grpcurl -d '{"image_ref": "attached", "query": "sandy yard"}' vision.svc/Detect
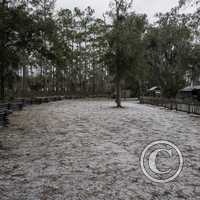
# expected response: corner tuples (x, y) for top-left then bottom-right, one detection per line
(0, 99), (200, 200)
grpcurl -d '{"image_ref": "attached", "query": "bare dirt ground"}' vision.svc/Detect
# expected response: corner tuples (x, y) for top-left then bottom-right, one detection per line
(0, 99), (200, 200)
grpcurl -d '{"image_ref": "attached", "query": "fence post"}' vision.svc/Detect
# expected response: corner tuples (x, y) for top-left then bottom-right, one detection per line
(170, 100), (173, 110)
(188, 104), (190, 114)
(175, 101), (178, 111)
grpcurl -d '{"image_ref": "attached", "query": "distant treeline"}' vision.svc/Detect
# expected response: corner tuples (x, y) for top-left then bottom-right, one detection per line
(0, 0), (199, 104)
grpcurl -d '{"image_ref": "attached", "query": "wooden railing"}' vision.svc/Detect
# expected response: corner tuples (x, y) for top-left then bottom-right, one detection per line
(140, 97), (200, 115)
(0, 95), (84, 128)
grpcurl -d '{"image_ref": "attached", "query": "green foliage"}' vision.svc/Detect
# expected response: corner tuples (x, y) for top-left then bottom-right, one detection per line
(105, 0), (147, 106)
(143, 11), (193, 97)
(0, 0), (199, 100)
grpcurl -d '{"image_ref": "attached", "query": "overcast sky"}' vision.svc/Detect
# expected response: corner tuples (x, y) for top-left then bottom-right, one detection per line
(56, 0), (181, 22)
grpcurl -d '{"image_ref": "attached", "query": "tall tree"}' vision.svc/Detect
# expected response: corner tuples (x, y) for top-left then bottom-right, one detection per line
(107, 0), (133, 107)
(106, 0), (146, 107)
(144, 11), (192, 97)
(0, 0), (36, 99)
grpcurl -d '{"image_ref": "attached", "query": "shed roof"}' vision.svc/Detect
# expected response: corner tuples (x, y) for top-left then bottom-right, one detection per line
(148, 86), (160, 91)
(180, 85), (200, 92)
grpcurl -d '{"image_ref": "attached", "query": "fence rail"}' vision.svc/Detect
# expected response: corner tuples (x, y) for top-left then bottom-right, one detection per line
(140, 97), (200, 115)
(0, 95), (85, 128)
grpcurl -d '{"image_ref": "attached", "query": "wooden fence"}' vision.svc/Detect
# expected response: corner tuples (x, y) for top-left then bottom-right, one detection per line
(0, 95), (85, 128)
(140, 97), (200, 115)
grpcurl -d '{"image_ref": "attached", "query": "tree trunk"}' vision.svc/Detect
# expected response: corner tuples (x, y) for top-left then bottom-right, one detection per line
(115, 5), (122, 108)
(22, 65), (28, 97)
(116, 67), (122, 108)
(0, 65), (5, 100)
(0, 1), (7, 100)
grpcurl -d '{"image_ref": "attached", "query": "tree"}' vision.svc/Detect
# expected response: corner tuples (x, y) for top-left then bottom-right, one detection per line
(56, 7), (109, 95)
(106, 0), (146, 107)
(106, 0), (133, 107)
(144, 11), (192, 97)
(0, 0), (58, 99)
(0, 0), (35, 99)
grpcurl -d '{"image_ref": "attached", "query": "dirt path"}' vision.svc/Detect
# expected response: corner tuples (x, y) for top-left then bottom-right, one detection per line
(0, 100), (200, 200)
